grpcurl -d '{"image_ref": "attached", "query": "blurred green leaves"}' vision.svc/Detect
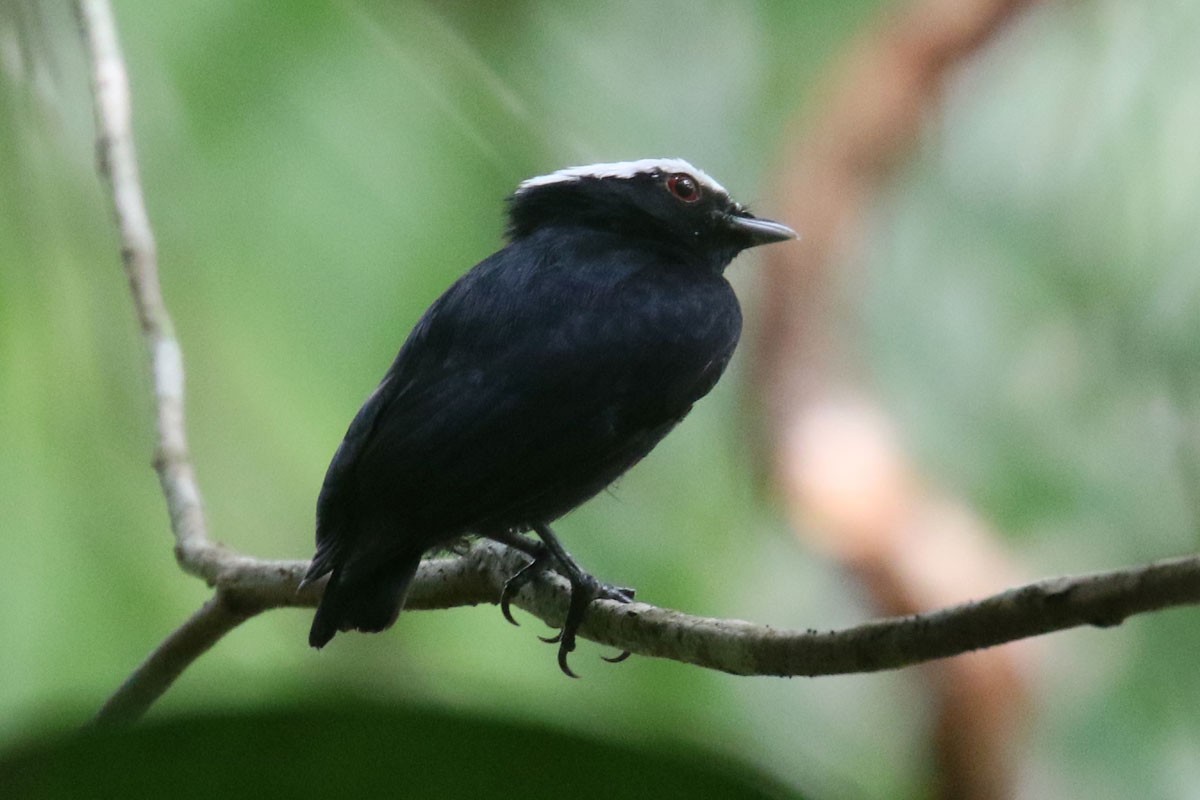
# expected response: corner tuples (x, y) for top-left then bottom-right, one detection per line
(0, 701), (800, 799)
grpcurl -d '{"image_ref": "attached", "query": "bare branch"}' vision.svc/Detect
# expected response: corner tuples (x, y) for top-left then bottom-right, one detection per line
(75, 0), (218, 582)
(392, 543), (1200, 677)
(137, 542), (1200, 679)
(90, 593), (263, 727)
(87, 536), (1200, 725)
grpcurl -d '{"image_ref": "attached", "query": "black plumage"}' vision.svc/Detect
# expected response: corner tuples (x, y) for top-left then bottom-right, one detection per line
(304, 159), (795, 673)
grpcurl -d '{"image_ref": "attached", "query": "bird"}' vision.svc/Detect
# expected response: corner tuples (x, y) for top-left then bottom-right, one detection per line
(303, 157), (796, 675)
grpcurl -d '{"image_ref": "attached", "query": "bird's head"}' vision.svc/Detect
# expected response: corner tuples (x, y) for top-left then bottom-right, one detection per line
(506, 158), (796, 272)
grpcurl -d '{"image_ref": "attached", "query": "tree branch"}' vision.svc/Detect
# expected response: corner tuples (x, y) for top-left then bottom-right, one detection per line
(90, 592), (263, 727)
(77, 0), (1200, 729)
(435, 543), (1200, 677)
(96, 537), (1200, 722)
(75, 0), (219, 583)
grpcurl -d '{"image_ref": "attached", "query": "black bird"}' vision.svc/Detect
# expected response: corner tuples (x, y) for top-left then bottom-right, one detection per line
(303, 158), (795, 674)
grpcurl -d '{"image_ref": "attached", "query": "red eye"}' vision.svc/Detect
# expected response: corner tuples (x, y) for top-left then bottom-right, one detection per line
(666, 173), (702, 203)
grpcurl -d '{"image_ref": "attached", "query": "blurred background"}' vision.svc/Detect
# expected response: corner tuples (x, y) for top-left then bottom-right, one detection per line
(2, 0), (1200, 797)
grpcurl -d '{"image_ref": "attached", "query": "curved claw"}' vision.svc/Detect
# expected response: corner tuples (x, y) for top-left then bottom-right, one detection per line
(499, 550), (552, 626)
(500, 599), (520, 627)
(555, 617), (582, 678)
(602, 649), (632, 664)
(557, 646), (580, 679)
(499, 577), (525, 626)
(516, 523), (640, 678)
(550, 578), (638, 677)
(553, 573), (599, 677)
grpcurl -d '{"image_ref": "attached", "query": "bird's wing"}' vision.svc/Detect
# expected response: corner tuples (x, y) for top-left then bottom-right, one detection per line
(313, 237), (740, 569)
(365, 246), (735, 531)
(306, 375), (398, 580)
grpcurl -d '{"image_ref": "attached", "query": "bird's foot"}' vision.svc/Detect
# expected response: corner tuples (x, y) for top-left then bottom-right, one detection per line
(528, 522), (633, 681)
(497, 523), (637, 676)
(539, 574), (635, 678)
(446, 536), (474, 557)
(500, 544), (552, 626)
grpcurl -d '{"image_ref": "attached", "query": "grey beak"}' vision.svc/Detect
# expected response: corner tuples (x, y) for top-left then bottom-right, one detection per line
(724, 213), (798, 246)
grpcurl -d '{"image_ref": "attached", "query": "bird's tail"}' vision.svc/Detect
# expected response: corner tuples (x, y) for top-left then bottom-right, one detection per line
(308, 552), (422, 649)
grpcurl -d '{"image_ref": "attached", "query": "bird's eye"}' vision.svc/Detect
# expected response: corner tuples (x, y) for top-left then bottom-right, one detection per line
(666, 173), (702, 204)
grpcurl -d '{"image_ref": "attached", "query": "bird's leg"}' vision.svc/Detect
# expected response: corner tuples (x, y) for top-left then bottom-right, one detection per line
(489, 529), (544, 558)
(489, 530), (552, 625)
(531, 523), (634, 677)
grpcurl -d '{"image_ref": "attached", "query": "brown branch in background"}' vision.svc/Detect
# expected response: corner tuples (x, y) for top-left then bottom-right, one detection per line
(757, 1), (1040, 798)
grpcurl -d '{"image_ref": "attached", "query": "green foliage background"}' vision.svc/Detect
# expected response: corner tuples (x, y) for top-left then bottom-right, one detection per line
(2, 1), (1199, 797)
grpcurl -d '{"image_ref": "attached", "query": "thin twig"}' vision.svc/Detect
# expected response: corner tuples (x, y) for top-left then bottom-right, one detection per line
(88, 538), (1200, 725)
(75, 0), (218, 581)
(90, 592), (263, 726)
(135, 541), (1200, 680)
(424, 542), (1200, 677)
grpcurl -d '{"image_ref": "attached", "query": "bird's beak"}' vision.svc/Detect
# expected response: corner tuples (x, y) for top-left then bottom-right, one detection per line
(723, 212), (798, 246)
